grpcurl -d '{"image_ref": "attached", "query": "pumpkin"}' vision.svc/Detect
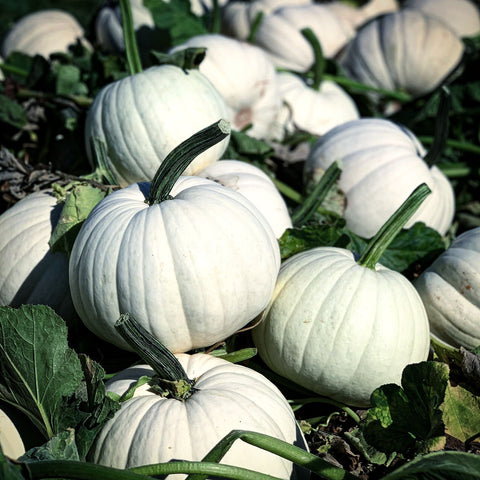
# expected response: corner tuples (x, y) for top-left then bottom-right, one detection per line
(252, 186), (432, 407)
(70, 121), (281, 353)
(403, 0), (480, 38)
(414, 227), (480, 350)
(273, 71), (359, 138)
(94, 0), (157, 53)
(196, 159), (292, 238)
(0, 409), (25, 460)
(339, 9), (465, 98)
(252, 4), (355, 71)
(304, 118), (455, 239)
(1, 9), (90, 58)
(221, 0), (313, 41)
(170, 34), (281, 140)
(0, 190), (75, 321)
(84, 64), (231, 187)
(91, 351), (307, 478)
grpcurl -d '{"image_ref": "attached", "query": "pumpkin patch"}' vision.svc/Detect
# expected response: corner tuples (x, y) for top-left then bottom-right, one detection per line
(1, 0), (480, 479)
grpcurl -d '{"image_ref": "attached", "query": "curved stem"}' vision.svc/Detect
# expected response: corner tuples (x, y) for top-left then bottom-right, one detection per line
(147, 119), (230, 205)
(119, 0), (143, 75)
(289, 397), (361, 424)
(357, 183), (431, 270)
(423, 86), (451, 166)
(209, 0), (221, 33)
(291, 161), (342, 226)
(115, 313), (195, 399)
(247, 11), (264, 44)
(418, 137), (480, 156)
(301, 27), (325, 91)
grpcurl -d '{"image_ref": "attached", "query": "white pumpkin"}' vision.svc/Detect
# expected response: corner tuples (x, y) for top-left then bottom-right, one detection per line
(252, 246), (431, 407)
(253, 4), (355, 71)
(70, 127), (281, 352)
(94, 0), (157, 53)
(414, 227), (480, 350)
(0, 190), (75, 320)
(339, 9), (465, 98)
(221, 0), (313, 41)
(273, 71), (359, 138)
(84, 64), (231, 187)
(196, 159), (292, 237)
(0, 409), (25, 460)
(403, 0), (480, 38)
(91, 352), (307, 478)
(304, 118), (455, 239)
(1, 9), (91, 58)
(170, 34), (281, 140)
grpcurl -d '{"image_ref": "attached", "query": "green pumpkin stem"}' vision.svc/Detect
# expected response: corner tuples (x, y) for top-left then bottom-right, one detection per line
(423, 86), (451, 166)
(357, 183), (431, 270)
(301, 27), (325, 91)
(115, 313), (196, 400)
(147, 119), (230, 206)
(119, 0), (143, 75)
(291, 161), (342, 226)
(248, 11), (264, 44)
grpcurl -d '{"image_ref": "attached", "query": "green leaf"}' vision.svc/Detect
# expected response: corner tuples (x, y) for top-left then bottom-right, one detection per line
(49, 184), (108, 256)
(0, 449), (25, 480)
(344, 428), (396, 466)
(0, 305), (84, 440)
(222, 130), (274, 162)
(362, 361), (449, 455)
(20, 428), (79, 462)
(443, 382), (480, 444)
(54, 64), (88, 96)
(0, 95), (27, 129)
(382, 450), (480, 480)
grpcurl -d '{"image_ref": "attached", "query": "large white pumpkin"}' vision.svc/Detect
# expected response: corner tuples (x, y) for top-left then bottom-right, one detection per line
(170, 34), (281, 139)
(69, 174), (281, 353)
(403, 0), (480, 38)
(84, 65), (231, 187)
(252, 246), (431, 407)
(196, 159), (292, 238)
(91, 353), (307, 479)
(1, 9), (90, 58)
(0, 409), (25, 460)
(0, 190), (75, 320)
(274, 71), (359, 138)
(253, 4), (355, 71)
(414, 227), (480, 349)
(339, 9), (465, 98)
(304, 118), (455, 239)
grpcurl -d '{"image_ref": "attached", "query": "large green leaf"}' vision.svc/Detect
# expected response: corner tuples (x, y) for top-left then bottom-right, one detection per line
(0, 305), (84, 440)
(362, 361), (449, 455)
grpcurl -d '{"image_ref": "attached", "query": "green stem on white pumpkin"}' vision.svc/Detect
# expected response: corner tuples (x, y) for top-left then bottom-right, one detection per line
(209, 0), (222, 33)
(357, 183), (431, 270)
(423, 86), (451, 167)
(301, 27), (325, 91)
(147, 119), (230, 205)
(247, 11), (264, 44)
(291, 161), (342, 226)
(115, 313), (196, 400)
(183, 430), (359, 480)
(119, 0), (143, 75)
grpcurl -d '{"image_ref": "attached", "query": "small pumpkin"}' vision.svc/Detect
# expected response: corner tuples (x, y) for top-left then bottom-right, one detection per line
(414, 227), (480, 350)
(196, 159), (292, 238)
(252, 186), (431, 407)
(339, 9), (464, 98)
(0, 409), (25, 460)
(170, 34), (281, 139)
(90, 315), (307, 478)
(403, 0), (480, 38)
(304, 118), (455, 239)
(1, 9), (90, 58)
(274, 71), (359, 138)
(70, 122), (281, 353)
(252, 4), (355, 71)
(0, 190), (75, 321)
(84, 64), (231, 187)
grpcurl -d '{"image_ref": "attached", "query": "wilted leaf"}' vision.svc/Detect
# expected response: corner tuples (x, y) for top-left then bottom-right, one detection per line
(223, 130), (274, 162)
(362, 361), (449, 455)
(20, 428), (79, 462)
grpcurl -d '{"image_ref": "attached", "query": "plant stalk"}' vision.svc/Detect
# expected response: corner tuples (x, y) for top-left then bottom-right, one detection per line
(119, 0), (143, 75)
(248, 12), (264, 44)
(301, 27), (325, 91)
(357, 183), (431, 269)
(147, 119), (230, 205)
